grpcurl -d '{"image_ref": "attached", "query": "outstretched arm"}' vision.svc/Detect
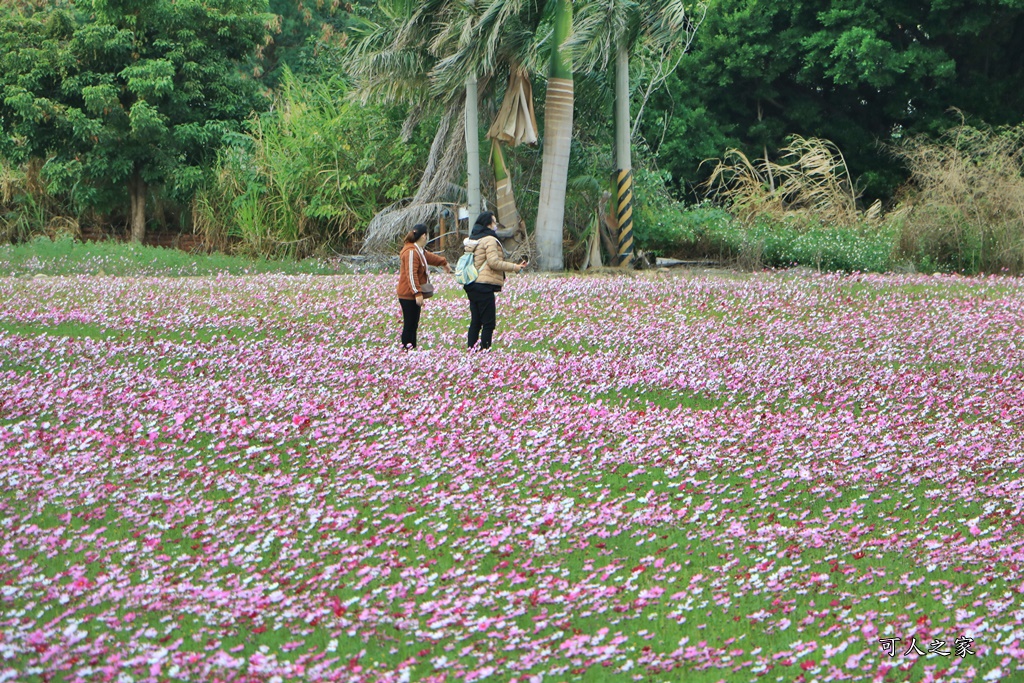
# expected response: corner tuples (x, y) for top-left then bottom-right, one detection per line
(425, 251), (451, 273)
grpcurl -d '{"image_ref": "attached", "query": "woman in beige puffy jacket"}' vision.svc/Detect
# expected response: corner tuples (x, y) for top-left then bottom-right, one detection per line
(461, 212), (526, 349)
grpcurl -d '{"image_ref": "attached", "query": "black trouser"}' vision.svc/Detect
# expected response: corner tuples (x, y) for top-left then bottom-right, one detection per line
(466, 289), (497, 349)
(399, 298), (421, 348)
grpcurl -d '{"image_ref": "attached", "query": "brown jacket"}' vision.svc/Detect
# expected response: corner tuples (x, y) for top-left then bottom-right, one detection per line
(463, 235), (518, 287)
(397, 243), (448, 299)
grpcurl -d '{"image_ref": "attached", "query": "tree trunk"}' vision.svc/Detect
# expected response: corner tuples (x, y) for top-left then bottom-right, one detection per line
(587, 224), (602, 268)
(535, 0), (573, 272)
(614, 41), (634, 268)
(615, 42), (632, 175)
(129, 170), (146, 243)
(598, 190), (620, 258)
(465, 73), (482, 217)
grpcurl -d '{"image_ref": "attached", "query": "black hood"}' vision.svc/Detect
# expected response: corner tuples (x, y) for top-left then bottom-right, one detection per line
(470, 223), (498, 240)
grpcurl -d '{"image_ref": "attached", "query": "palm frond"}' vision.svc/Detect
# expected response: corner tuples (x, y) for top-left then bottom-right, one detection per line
(642, 0), (692, 45)
(565, 0), (635, 73)
(360, 199), (466, 252)
(429, 0), (544, 98)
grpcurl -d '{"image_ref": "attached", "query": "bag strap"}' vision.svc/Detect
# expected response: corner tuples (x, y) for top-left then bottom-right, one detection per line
(416, 245), (431, 283)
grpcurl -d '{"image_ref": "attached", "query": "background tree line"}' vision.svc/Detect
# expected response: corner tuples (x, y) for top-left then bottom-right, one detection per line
(3, 0), (1024, 274)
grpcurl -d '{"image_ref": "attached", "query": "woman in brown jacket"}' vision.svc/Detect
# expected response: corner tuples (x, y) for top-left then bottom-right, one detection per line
(397, 224), (450, 349)
(461, 212), (526, 349)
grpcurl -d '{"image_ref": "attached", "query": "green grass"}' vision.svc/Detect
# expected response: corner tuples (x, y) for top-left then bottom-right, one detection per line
(590, 387), (723, 411)
(0, 235), (351, 277)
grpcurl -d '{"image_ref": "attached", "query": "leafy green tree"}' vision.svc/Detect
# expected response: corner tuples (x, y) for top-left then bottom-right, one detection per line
(261, 0), (356, 84)
(644, 0), (1024, 203)
(0, 0), (271, 242)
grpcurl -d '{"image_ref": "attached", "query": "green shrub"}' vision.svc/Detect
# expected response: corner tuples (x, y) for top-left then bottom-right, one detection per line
(633, 188), (897, 272)
(636, 200), (738, 259)
(194, 71), (431, 259)
(633, 167), (719, 256)
(742, 219), (897, 272)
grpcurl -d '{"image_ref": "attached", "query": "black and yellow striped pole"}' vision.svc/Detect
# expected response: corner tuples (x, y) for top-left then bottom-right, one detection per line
(616, 168), (634, 266)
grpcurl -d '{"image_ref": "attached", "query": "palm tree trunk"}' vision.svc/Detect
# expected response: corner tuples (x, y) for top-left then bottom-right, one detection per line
(465, 73), (482, 217)
(535, 0), (573, 271)
(614, 41), (634, 267)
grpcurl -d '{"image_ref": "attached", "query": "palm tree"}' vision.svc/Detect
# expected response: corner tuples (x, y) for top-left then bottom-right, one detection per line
(431, 0), (546, 228)
(350, 0), (546, 250)
(570, 0), (704, 265)
(347, 0), (472, 249)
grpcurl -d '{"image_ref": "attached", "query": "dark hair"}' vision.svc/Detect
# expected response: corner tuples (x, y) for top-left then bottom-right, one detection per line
(474, 211), (496, 228)
(404, 223), (429, 243)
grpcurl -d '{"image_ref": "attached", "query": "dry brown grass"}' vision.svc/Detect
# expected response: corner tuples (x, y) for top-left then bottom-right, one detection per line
(891, 118), (1024, 274)
(703, 135), (881, 230)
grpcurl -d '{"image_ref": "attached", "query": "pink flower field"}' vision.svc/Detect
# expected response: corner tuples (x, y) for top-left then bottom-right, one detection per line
(1, 271), (1023, 683)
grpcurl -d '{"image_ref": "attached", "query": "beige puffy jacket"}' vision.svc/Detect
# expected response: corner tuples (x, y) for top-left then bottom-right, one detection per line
(463, 234), (518, 287)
